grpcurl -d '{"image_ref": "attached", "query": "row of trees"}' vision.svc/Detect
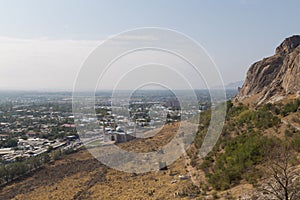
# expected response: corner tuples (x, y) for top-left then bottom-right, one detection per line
(0, 148), (65, 185)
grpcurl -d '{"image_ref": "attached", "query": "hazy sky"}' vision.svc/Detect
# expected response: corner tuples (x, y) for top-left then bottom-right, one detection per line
(0, 0), (300, 90)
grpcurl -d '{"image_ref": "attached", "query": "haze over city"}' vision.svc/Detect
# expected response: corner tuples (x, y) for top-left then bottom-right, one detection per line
(1, 0), (300, 90)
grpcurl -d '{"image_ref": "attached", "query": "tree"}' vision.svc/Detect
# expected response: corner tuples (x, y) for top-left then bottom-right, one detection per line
(51, 149), (61, 161)
(21, 135), (28, 140)
(3, 139), (18, 148)
(26, 155), (44, 171)
(42, 153), (51, 163)
(3, 162), (28, 182)
(0, 164), (7, 184)
(47, 145), (54, 153)
(260, 143), (300, 200)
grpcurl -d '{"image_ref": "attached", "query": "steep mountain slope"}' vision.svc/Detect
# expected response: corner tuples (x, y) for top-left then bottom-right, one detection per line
(1, 36), (300, 200)
(235, 35), (300, 105)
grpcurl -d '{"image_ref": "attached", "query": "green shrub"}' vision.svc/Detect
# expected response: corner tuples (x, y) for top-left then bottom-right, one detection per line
(208, 134), (274, 190)
(291, 134), (300, 152)
(237, 108), (280, 129)
(281, 99), (300, 116)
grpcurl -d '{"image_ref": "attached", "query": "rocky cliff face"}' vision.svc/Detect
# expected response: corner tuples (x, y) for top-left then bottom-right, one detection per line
(235, 35), (300, 105)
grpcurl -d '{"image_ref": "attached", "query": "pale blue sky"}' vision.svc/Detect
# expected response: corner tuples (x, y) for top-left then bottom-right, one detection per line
(0, 0), (299, 90)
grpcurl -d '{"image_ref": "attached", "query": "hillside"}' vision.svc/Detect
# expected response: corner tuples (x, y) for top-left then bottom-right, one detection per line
(1, 99), (299, 199)
(0, 123), (204, 200)
(1, 36), (300, 200)
(186, 100), (300, 199)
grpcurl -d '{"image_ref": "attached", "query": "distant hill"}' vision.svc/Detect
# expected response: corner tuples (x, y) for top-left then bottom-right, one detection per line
(235, 35), (300, 105)
(225, 80), (244, 90)
(212, 80), (243, 90)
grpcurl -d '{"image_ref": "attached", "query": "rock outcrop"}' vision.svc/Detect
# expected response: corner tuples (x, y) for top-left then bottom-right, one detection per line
(235, 35), (300, 105)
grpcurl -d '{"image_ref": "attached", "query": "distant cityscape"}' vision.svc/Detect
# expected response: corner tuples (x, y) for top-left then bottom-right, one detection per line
(0, 89), (237, 164)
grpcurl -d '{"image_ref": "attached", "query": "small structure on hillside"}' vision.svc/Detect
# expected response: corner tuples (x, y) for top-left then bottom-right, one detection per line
(103, 126), (135, 143)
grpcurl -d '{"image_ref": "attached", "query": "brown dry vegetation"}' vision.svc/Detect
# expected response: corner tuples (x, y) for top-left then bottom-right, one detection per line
(1, 100), (299, 199)
(0, 123), (199, 200)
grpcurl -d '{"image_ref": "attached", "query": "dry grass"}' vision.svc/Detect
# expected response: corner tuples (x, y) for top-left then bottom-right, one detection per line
(0, 123), (197, 200)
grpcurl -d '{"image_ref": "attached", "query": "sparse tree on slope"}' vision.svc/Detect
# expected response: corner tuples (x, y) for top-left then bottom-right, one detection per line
(260, 143), (300, 200)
